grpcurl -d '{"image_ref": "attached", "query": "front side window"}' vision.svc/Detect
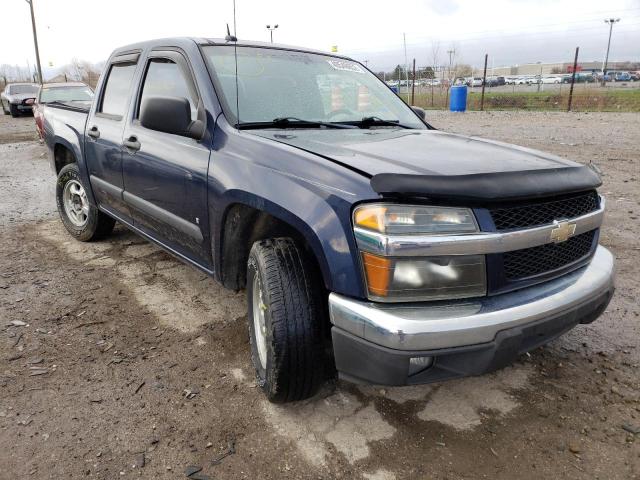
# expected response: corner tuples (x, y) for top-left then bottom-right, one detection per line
(202, 46), (425, 129)
(138, 58), (197, 120)
(100, 62), (137, 117)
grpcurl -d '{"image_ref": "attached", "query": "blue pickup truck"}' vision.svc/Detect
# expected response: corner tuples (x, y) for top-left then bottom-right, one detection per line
(43, 37), (615, 403)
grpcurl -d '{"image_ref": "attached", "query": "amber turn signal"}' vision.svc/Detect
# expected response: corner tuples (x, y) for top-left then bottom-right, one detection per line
(361, 251), (392, 297)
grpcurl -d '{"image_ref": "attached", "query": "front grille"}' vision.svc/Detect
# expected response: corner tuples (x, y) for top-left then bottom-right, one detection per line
(503, 230), (596, 280)
(490, 191), (599, 231)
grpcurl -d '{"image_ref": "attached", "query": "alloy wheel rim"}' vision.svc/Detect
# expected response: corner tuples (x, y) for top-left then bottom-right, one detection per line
(62, 179), (89, 227)
(252, 274), (268, 370)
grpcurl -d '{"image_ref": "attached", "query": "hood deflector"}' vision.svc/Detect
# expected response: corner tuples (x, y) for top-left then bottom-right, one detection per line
(370, 166), (602, 203)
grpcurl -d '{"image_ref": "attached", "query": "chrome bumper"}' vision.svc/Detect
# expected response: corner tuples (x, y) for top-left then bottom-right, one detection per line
(329, 245), (615, 351)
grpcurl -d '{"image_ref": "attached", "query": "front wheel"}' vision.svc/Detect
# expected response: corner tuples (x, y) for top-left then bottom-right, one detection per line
(56, 163), (115, 241)
(247, 238), (328, 403)
(9, 103), (19, 117)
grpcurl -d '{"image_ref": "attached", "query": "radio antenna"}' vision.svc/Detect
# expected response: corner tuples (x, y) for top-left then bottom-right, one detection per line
(232, 0), (237, 36)
(224, 0), (239, 126)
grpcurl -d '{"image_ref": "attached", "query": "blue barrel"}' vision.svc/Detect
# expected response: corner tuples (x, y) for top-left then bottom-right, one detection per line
(449, 85), (467, 112)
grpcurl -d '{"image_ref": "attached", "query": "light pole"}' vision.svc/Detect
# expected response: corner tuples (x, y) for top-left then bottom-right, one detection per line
(25, 0), (43, 84)
(266, 24), (279, 43)
(602, 18), (620, 85)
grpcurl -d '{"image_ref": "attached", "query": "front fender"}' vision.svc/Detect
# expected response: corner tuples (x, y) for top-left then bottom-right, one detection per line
(208, 125), (377, 298)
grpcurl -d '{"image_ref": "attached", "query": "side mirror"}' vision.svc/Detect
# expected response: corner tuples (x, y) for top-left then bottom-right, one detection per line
(140, 96), (204, 139)
(411, 106), (426, 120)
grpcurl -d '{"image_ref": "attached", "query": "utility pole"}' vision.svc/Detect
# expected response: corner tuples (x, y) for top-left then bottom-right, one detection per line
(266, 24), (279, 43)
(411, 58), (416, 105)
(403, 33), (409, 98)
(602, 18), (620, 85)
(447, 49), (455, 83)
(25, 0), (43, 84)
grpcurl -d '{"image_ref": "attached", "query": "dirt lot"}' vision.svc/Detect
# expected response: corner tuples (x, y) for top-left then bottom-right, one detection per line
(1, 111), (639, 479)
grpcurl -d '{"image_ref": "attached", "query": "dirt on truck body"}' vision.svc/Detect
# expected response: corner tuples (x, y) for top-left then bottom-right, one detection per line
(1, 111), (639, 479)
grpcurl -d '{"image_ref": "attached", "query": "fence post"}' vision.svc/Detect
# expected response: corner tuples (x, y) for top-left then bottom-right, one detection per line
(567, 46), (579, 112)
(480, 54), (488, 111)
(411, 59), (416, 105)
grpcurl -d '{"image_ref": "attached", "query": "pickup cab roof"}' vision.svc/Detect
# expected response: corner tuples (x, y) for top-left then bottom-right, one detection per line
(109, 37), (351, 61)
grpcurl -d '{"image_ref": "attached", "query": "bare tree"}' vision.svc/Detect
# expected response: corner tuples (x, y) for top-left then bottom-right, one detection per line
(430, 40), (440, 107)
(62, 58), (100, 86)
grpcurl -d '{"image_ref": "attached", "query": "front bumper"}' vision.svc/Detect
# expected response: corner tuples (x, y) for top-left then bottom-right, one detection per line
(329, 245), (615, 385)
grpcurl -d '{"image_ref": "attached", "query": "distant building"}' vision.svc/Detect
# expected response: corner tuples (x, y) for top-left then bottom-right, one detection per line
(490, 60), (638, 76)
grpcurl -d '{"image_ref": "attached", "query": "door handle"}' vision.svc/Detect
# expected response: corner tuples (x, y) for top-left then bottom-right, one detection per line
(123, 135), (141, 152)
(87, 126), (100, 139)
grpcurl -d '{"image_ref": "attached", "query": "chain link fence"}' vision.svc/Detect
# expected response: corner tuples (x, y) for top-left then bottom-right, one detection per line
(390, 51), (640, 112)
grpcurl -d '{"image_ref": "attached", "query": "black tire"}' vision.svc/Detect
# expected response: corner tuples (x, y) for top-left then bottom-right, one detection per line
(9, 103), (19, 117)
(247, 238), (328, 403)
(56, 163), (115, 241)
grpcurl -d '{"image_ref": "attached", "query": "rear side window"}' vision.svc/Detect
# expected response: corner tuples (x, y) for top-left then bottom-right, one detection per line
(100, 63), (137, 117)
(138, 59), (197, 119)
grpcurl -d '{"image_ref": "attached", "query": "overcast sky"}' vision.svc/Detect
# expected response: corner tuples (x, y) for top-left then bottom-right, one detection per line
(2, 0), (639, 76)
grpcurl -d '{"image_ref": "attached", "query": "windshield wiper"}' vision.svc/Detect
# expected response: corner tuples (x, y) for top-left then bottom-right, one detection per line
(356, 116), (413, 129)
(237, 117), (357, 130)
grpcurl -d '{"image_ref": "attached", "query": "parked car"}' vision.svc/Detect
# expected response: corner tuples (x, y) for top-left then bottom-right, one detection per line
(614, 71), (631, 82)
(1, 82), (39, 117)
(33, 82), (94, 139)
(562, 73), (595, 84)
(526, 76), (541, 85)
(541, 75), (563, 84)
(467, 77), (483, 87)
(513, 77), (528, 85)
(43, 37), (614, 403)
(486, 76), (506, 87)
(630, 71), (640, 81)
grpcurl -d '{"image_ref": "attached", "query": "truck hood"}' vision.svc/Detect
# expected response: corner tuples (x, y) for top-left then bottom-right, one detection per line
(249, 129), (601, 201)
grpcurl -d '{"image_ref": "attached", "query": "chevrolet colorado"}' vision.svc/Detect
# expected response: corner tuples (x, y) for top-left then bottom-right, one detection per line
(43, 37), (615, 403)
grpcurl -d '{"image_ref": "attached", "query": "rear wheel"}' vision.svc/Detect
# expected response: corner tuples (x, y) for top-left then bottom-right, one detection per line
(247, 238), (328, 403)
(56, 163), (115, 241)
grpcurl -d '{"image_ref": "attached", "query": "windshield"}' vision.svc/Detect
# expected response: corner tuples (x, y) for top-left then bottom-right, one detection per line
(202, 46), (425, 129)
(9, 84), (38, 95)
(39, 86), (94, 104)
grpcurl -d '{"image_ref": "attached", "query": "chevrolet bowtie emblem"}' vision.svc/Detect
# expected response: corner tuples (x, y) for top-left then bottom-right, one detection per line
(550, 220), (576, 243)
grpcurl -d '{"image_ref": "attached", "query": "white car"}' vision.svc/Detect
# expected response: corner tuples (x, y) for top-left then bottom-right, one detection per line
(468, 77), (483, 87)
(542, 76), (563, 84)
(1, 83), (39, 117)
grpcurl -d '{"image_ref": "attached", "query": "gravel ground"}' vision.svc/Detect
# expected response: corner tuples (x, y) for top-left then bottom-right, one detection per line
(1, 111), (639, 479)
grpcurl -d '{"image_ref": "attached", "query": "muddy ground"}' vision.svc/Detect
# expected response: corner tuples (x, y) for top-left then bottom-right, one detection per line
(1, 111), (638, 479)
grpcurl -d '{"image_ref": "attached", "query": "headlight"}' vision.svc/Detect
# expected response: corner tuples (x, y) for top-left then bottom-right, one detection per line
(361, 252), (486, 302)
(354, 204), (485, 302)
(354, 204), (477, 235)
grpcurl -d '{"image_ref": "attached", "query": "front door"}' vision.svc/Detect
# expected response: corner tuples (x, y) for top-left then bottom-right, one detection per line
(121, 50), (211, 266)
(85, 53), (140, 221)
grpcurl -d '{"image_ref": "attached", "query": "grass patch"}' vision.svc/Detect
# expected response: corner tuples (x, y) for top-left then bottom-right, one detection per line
(404, 88), (640, 112)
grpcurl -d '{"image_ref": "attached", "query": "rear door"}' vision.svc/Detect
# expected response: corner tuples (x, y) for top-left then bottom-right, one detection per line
(85, 52), (140, 221)
(121, 49), (211, 266)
